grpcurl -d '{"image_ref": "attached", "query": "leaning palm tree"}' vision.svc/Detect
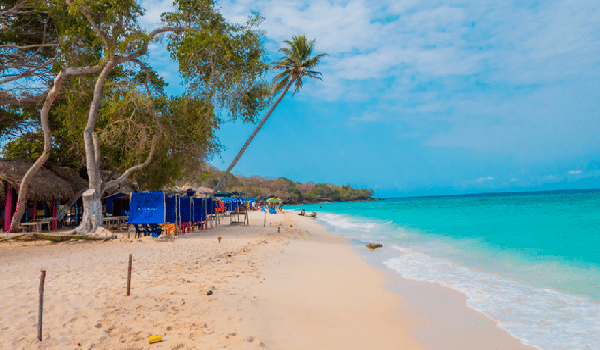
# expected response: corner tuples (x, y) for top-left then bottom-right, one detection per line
(213, 35), (327, 192)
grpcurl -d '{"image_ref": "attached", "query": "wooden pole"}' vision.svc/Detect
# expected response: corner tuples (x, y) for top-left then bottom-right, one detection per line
(38, 269), (46, 341)
(126, 254), (132, 296)
(4, 183), (13, 232)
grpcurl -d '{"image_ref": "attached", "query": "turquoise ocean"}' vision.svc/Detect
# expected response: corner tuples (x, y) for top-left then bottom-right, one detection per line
(287, 189), (600, 349)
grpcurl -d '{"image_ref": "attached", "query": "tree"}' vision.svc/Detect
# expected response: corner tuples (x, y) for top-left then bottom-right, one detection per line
(2, 0), (271, 234)
(213, 35), (327, 192)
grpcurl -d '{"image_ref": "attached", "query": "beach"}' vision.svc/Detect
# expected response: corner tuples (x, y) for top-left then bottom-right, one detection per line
(0, 210), (535, 349)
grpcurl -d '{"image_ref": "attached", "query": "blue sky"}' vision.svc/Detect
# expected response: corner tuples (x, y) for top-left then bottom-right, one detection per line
(142, 0), (600, 197)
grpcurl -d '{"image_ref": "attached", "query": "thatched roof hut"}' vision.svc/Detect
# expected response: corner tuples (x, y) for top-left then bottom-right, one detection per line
(0, 159), (77, 202)
(50, 166), (89, 193)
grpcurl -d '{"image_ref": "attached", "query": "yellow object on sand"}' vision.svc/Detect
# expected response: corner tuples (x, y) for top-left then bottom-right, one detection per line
(149, 335), (162, 344)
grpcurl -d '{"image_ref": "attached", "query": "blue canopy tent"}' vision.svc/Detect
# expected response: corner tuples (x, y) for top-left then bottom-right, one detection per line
(128, 192), (200, 238)
(193, 197), (208, 230)
(207, 197), (215, 215)
(129, 192), (165, 224)
(129, 192), (165, 237)
(179, 196), (193, 233)
(165, 195), (177, 224)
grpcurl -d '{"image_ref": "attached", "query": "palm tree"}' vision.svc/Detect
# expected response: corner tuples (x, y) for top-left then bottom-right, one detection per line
(213, 35), (327, 192)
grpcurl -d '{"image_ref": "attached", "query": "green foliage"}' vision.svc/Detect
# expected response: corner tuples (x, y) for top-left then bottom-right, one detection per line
(163, 1), (272, 123)
(1, 0), (273, 191)
(197, 166), (373, 204)
(2, 131), (44, 159)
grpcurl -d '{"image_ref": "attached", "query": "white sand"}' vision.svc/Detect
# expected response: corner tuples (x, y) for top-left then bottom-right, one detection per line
(0, 211), (422, 349)
(0, 210), (535, 349)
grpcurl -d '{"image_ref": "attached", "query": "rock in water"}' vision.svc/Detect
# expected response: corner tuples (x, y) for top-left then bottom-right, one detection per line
(366, 243), (383, 251)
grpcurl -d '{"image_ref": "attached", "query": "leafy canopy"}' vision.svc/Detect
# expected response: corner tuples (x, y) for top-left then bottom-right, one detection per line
(1, 0), (272, 190)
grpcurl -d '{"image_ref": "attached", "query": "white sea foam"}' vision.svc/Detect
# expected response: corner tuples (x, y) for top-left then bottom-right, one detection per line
(319, 213), (379, 231)
(315, 213), (401, 243)
(384, 245), (600, 350)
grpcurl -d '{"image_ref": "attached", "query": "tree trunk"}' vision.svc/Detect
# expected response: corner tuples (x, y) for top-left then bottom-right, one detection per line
(7, 65), (104, 233)
(75, 188), (103, 233)
(74, 61), (115, 235)
(9, 72), (63, 232)
(213, 78), (296, 192)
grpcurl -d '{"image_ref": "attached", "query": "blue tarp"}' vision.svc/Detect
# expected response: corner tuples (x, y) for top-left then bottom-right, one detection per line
(207, 197), (215, 214)
(193, 198), (206, 222)
(165, 195), (177, 223)
(220, 197), (244, 211)
(129, 192), (165, 224)
(180, 197), (191, 222)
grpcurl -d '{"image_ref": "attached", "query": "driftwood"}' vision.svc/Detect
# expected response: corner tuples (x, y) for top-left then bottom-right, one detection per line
(0, 233), (112, 243)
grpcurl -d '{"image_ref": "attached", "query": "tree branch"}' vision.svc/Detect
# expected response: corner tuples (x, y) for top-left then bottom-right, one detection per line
(56, 188), (85, 221)
(0, 91), (47, 106)
(102, 136), (158, 193)
(0, 55), (59, 85)
(0, 0), (30, 15)
(0, 42), (59, 49)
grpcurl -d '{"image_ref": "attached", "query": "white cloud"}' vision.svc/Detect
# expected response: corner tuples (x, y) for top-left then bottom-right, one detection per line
(568, 170), (582, 175)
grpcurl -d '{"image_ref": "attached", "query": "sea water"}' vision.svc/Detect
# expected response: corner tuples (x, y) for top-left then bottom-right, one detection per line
(287, 190), (600, 349)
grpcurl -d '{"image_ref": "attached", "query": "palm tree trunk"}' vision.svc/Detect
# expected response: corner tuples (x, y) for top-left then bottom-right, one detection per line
(213, 78), (296, 192)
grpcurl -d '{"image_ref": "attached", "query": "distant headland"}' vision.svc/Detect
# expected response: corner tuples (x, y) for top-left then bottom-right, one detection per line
(178, 164), (375, 204)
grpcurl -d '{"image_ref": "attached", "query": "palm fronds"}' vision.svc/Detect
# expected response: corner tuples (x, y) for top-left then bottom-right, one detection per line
(271, 35), (327, 95)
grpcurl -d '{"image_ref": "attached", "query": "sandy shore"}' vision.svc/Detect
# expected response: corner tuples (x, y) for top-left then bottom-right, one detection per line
(0, 210), (534, 349)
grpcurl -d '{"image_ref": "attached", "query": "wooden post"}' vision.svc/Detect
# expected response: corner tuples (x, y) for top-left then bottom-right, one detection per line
(38, 269), (46, 341)
(51, 201), (58, 230)
(4, 183), (13, 232)
(126, 254), (132, 296)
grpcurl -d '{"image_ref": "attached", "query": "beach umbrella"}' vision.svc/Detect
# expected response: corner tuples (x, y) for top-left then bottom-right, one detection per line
(267, 198), (283, 203)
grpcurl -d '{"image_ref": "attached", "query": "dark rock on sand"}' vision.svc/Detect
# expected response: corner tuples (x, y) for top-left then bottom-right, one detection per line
(366, 243), (383, 251)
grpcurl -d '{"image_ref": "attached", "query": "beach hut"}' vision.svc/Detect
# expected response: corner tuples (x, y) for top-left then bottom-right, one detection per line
(0, 159), (78, 232)
(50, 166), (89, 227)
(104, 193), (130, 217)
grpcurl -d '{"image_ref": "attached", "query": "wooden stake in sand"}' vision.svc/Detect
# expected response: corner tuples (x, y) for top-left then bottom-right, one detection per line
(127, 254), (132, 296)
(38, 269), (46, 341)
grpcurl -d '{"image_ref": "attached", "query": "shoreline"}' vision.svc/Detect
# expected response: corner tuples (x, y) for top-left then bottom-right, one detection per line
(290, 199), (600, 350)
(289, 211), (536, 350)
(0, 210), (533, 349)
